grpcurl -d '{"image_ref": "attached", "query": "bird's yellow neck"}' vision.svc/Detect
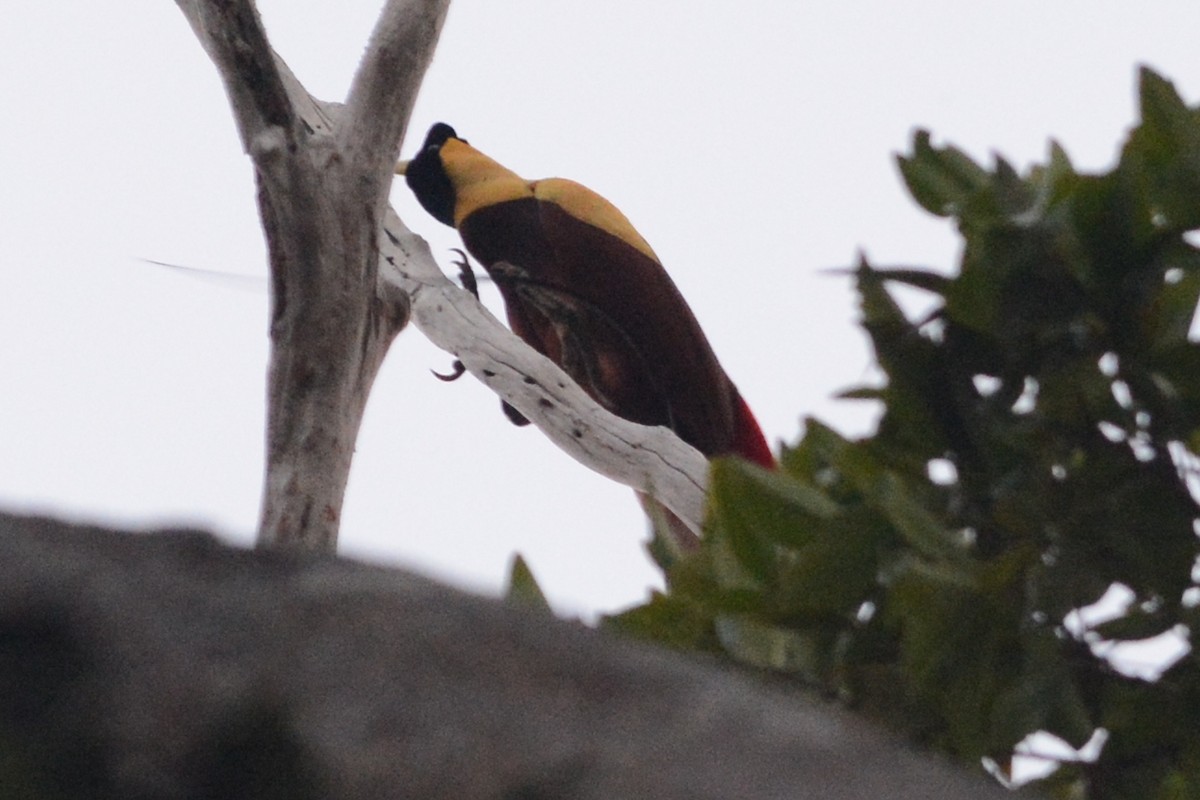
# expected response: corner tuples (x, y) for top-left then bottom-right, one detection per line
(438, 138), (658, 263)
(439, 138), (532, 227)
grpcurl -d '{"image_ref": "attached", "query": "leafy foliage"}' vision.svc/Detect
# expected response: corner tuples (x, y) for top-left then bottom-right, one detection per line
(607, 67), (1200, 798)
(505, 554), (552, 612)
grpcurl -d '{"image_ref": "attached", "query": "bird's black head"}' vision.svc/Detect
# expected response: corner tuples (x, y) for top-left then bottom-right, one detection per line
(403, 122), (463, 228)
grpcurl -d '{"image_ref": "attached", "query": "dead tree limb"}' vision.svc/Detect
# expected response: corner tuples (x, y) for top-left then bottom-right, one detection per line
(176, 0), (448, 551)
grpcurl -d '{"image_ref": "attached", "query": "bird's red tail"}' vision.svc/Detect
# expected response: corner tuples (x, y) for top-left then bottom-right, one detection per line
(733, 394), (775, 468)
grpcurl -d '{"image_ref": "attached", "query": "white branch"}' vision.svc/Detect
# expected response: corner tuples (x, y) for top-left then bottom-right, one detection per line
(379, 217), (710, 533)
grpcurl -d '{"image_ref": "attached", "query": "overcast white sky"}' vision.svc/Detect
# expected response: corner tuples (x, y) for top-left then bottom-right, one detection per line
(2, 2), (1198, 616)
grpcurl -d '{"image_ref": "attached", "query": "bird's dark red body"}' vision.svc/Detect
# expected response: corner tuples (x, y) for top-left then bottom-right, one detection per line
(400, 123), (774, 470)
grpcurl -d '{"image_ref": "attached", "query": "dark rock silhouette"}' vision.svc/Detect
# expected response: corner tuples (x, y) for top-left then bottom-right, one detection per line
(0, 512), (1017, 799)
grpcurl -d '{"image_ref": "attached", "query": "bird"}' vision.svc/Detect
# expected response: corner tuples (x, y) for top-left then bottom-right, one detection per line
(397, 123), (773, 542)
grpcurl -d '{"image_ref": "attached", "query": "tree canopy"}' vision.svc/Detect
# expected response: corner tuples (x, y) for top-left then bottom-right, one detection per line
(608, 67), (1200, 799)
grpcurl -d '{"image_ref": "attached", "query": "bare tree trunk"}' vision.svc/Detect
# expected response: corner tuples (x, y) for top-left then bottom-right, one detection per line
(175, 0), (709, 553)
(176, 0), (447, 550)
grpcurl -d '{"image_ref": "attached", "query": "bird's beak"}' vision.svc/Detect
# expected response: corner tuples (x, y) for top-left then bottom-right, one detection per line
(395, 160), (411, 176)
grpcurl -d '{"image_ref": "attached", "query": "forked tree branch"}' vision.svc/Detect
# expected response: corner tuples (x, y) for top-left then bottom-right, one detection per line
(176, 0), (708, 552)
(177, 0), (447, 551)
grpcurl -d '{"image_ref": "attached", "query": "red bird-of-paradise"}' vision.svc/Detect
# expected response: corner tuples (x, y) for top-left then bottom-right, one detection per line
(398, 123), (773, 540)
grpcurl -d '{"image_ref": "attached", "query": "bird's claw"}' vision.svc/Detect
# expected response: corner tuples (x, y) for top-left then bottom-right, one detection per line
(432, 359), (467, 382)
(451, 248), (480, 299)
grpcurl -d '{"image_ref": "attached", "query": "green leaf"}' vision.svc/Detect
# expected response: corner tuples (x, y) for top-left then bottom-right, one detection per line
(870, 472), (961, 561)
(504, 554), (551, 612)
(990, 155), (1036, 217)
(1027, 139), (1078, 211)
(643, 499), (689, 577)
(603, 591), (719, 652)
(1092, 608), (1176, 642)
(772, 513), (884, 616)
(837, 386), (886, 401)
(1130, 66), (1200, 231)
(714, 613), (830, 681)
(1143, 242), (1200, 349)
(897, 129), (990, 217)
(989, 628), (1093, 751)
(871, 267), (953, 296)
(709, 457), (840, 549)
(855, 257), (913, 335)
